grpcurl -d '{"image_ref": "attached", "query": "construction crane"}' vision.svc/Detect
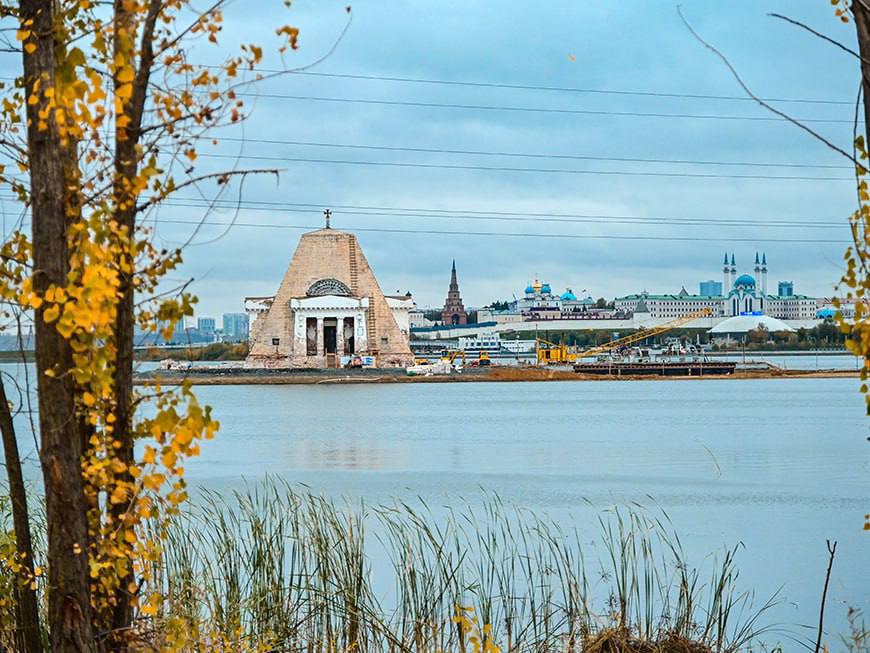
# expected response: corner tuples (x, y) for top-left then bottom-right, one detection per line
(536, 338), (581, 365)
(580, 307), (713, 359)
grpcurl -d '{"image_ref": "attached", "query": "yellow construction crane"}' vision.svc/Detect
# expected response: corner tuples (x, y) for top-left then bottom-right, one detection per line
(580, 307), (713, 359)
(536, 338), (581, 365)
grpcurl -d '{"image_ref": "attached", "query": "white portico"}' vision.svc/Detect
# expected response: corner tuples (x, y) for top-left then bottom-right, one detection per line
(289, 294), (369, 358)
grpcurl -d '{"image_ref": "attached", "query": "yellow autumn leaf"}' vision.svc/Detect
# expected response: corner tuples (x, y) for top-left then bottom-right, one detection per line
(43, 304), (60, 323)
(116, 65), (135, 83)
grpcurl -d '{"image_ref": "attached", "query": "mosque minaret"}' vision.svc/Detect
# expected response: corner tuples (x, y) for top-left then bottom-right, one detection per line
(616, 251), (817, 321)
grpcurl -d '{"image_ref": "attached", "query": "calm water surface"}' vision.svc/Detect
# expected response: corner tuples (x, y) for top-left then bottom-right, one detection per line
(187, 377), (868, 645)
(5, 362), (869, 644)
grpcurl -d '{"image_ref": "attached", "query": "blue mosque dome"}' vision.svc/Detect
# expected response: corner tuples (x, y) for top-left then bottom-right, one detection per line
(560, 289), (577, 301)
(734, 274), (756, 289)
(525, 284), (534, 294)
(816, 308), (836, 319)
(541, 283), (552, 294)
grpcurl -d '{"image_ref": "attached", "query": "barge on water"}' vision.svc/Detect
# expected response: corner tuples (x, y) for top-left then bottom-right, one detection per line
(574, 345), (737, 377)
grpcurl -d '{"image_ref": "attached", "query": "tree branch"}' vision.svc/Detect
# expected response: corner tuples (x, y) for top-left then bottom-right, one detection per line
(134, 167), (279, 213)
(814, 540), (837, 653)
(769, 12), (868, 63)
(678, 6), (860, 165)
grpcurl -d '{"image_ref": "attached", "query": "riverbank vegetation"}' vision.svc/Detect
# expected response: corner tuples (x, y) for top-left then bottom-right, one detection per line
(0, 483), (784, 653)
(499, 323), (848, 352)
(136, 342), (249, 362)
(0, 341), (250, 363)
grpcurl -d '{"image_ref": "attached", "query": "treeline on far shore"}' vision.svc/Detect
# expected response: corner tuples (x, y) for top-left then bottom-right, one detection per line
(135, 341), (250, 361)
(500, 321), (849, 352)
(0, 342), (251, 363)
(0, 324), (849, 364)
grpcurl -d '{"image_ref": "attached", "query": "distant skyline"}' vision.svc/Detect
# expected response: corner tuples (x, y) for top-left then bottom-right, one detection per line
(7, 1), (856, 316)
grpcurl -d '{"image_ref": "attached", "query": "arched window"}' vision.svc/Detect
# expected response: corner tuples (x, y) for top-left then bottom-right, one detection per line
(306, 278), (352, 297)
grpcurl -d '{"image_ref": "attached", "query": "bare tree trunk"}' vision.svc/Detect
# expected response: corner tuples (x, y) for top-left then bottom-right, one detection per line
(853, 1), (870, 137)
(20, 0), (95, 651)
(0, 376), (44, 653)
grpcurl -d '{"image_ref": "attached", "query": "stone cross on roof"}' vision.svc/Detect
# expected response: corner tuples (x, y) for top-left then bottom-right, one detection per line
(323, 208), (332, 229)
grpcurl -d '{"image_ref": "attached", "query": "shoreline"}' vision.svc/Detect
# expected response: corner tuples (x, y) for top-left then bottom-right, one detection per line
(135, 366), (858, 386)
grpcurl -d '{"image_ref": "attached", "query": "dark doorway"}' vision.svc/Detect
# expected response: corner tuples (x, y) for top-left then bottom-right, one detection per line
(324, 324), (337, 354)
(451, 314), (460, 325)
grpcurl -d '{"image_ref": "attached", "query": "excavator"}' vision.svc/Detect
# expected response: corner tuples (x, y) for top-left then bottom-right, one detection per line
(440, 349), (466, 365)
(536, 307), (713, 365)
(440, 349), (491, 367)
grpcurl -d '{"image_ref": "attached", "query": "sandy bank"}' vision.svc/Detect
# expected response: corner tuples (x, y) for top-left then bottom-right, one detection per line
(134, 366), (858, 386)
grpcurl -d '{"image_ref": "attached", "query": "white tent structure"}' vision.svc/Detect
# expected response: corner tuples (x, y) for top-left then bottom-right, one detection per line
(709, 314), (796, 334)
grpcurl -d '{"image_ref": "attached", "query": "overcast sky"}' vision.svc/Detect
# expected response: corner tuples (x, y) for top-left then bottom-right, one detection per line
(93, 1), (870, 316)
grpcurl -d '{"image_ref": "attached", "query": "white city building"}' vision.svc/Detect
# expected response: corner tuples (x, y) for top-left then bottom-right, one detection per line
(615, 253), (818, 321)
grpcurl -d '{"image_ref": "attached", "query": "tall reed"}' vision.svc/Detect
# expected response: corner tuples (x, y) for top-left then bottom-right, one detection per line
(145, 479), (776, 653)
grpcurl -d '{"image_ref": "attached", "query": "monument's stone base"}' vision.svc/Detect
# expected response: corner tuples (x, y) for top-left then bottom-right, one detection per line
(245, 353), (415, 369)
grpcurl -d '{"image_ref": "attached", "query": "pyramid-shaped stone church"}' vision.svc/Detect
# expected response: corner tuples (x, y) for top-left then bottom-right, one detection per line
(246, 226), (414, 368)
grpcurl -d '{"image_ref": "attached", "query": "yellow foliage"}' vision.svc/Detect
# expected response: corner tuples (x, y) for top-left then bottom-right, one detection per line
(453, 606), (502, 653)
(0, 0), (308, 646)
(838, 137), (870, 417)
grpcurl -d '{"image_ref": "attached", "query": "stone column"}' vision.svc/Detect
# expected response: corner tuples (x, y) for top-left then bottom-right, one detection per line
(336, 315), (345, 356)
(316, 317), (324, 356)
(356, 312), (367, 352)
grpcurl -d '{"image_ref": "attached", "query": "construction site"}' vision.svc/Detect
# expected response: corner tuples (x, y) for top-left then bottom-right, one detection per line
(141, 307), (855, 385)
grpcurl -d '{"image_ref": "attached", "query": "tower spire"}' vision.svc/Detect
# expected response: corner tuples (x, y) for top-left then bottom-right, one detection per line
(442, 260), (467, 326)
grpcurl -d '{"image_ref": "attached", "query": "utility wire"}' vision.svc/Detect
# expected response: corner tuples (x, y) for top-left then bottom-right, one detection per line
(280, 70), (853, 107)
(17, 67), (838, 106)
(0, 194), (844, 229)
(147, 198), (847, 229)
(242, 92), (852, 124)
(150, 217), (850, 244)
(216, 137), (849, 170)
(194, 151), (852, 181)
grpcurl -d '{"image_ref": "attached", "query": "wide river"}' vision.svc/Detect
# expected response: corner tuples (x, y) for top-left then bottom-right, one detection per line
(5, 361), (869, 646)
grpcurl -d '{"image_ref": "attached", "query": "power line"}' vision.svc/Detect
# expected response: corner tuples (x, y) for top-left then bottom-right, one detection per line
(217, 137), (849, 170)
(20, 67), (843, 106)
(194, 152), (852, 182)
(0, 194), (853, 230)
(244, 92), (852, 124)
(281, 70), (853, 107)
(150, 216), (851, 244)
(149, 197), (847, 229)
